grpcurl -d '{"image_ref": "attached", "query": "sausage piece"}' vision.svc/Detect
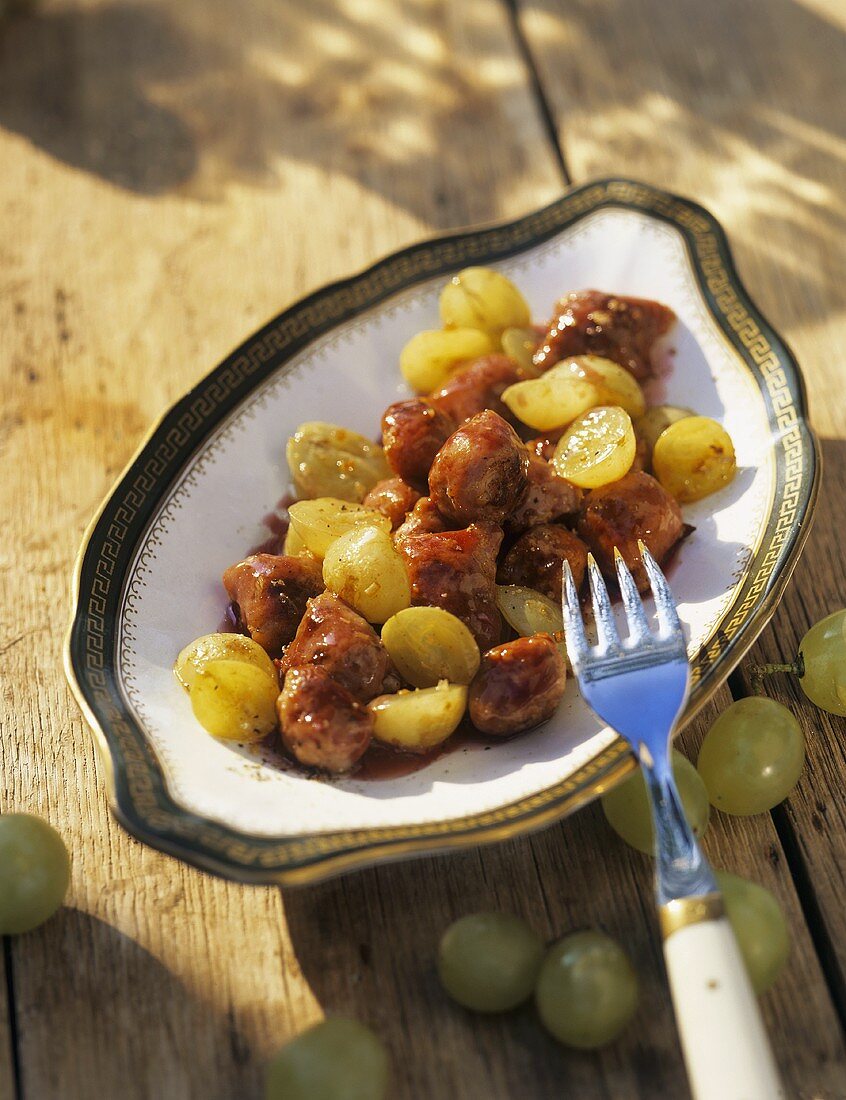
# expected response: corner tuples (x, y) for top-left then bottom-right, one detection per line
(534, 290), (676, 380)
(498, 524), (589, 600)
(398, 522), (503, 651)
(362, 476), (421, 530)
(382, 398), (456, 489)
(280, 591), (390, 702)
(430, 354), (524, 425)
(222, 553), (324, 657)
(393, 496), (450, 545)
(577, 470), (683, 591)
(277, 666), (373, 773)
(429, 410), (529, 525)
(469, 634), (566, 736)
(506, 452), (581, 532)
(527, 429), (566, 462)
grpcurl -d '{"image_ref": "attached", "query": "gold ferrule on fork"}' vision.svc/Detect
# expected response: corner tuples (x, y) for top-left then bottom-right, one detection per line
(658, 893), (725, 939)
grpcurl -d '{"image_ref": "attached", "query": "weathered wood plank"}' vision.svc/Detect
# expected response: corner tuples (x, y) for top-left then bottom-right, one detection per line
(514, 0), (846, 1089)
(0, 0), (560, 1096)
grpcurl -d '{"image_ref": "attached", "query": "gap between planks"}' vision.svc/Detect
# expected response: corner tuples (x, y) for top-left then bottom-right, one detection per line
(1, 940), (19, 1100)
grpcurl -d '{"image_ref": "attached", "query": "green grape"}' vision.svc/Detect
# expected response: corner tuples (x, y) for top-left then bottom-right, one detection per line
(0, 814), (71, 934)
(265, 1018), (389, 1100)
(697, 698), (805, 815)
(799, 609), (846, 717)
(437, 912), (544, 1012)
(535, 930), (639, 1049)
(717, 871), (790, 994)
(601, 749), (710, 854)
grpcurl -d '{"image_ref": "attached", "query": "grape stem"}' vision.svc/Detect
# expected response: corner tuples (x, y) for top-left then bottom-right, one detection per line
(749, 652), (805, 695)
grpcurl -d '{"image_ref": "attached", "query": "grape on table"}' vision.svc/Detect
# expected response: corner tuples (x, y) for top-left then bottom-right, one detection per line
(697, 697), (805, 816)
(437, 911), (544, 1012)
(535, 929), (640, 1049)
(0, 814), (71, 936)
(265, 1017), (389, 1100)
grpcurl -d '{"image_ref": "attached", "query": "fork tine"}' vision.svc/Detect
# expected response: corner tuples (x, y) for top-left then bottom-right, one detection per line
(638, 540), (683, 636)
(586, 553), (622, 653)
(614, 548), (651, 643)
(560, 560), (590, 668)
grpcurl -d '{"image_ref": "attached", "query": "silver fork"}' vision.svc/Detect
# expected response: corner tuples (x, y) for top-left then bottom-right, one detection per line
(562, 545), (784, 1100)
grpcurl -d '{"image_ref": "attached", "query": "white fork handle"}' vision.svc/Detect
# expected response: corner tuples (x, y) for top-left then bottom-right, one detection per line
(663, 917), (784, 1099)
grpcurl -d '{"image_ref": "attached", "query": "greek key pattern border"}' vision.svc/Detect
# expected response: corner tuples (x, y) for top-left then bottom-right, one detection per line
(72, 179), (816, 874)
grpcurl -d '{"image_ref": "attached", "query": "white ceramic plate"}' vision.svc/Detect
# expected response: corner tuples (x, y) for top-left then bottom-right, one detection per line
(66, 179), (818, 883)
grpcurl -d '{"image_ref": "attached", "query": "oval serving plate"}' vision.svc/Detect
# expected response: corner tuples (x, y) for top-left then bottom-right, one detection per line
(66, 179), (819, 885)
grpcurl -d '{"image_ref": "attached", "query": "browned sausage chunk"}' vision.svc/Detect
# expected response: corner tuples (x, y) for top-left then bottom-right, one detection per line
(577, 470), (683, 591)
(498, 524), (589, 600)
(362, 476), (421, 530)
(222, 553), (324, 657)
(382, 398), (455, 489)
(430, 354), (524, 424)
(631, 432), (649, 473)
(398, 522), (503, 651)
(506, 452), (582, 532)
(469, 634), (566, 736)
(280, 591), (390, 701)
(393, 496), (450, 545)
(527, 429), (565, 462)
(277, 666), (373, 773)
(534, 290), (676, 380)
(429, 410), (529, 525)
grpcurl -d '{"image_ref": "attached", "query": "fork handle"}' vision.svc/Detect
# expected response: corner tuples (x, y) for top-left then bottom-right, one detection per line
(662, 911), (784, 1099)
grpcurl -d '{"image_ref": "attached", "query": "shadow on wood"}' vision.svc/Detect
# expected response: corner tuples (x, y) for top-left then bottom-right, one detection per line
(0, 0), (549, 216)
(516, 0), (846, 321)
(282, 806), (686, 1100)
(8, 907), (258, 1100)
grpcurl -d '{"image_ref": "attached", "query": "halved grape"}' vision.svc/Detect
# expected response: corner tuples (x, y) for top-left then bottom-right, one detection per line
(635, 404), (695, 457)
(716, 871), (790, 994)
(265, 1017), (389, 1100)
(552, 406), (636, 488)
(174, 632), (277, 691)
(399, 328), (494, 393)
(369, 683), (467, 752)
(496, 585), (564, 639)
(652, 416), (736, 502)
(437, 912), (544, 1012)
(501, 326), (541, 376)
(323, 525), (411, 624)
(190, 659), (279, 742)
(283, 523), (309, 557)
(0, 814), (71, 935)
(535, 930), (639, 1049)
(380, 606), (480, 687)
(601, 749), (710, 854)
(799, 609), (846, 716)
(697, 698), (805, 815)
(501, 362), (601, 431)
(286, 422), (390, 503)
(439, 267), (530, 337)
(287, 499), (391, 559)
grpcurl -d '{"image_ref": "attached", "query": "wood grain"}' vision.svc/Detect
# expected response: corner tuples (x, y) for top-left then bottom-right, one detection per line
(0, 0), (556, 1096)
(1, 0), (845, 1095)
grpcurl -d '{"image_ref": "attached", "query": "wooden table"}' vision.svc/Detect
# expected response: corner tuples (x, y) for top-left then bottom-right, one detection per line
(2, 0), (845, 1095)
